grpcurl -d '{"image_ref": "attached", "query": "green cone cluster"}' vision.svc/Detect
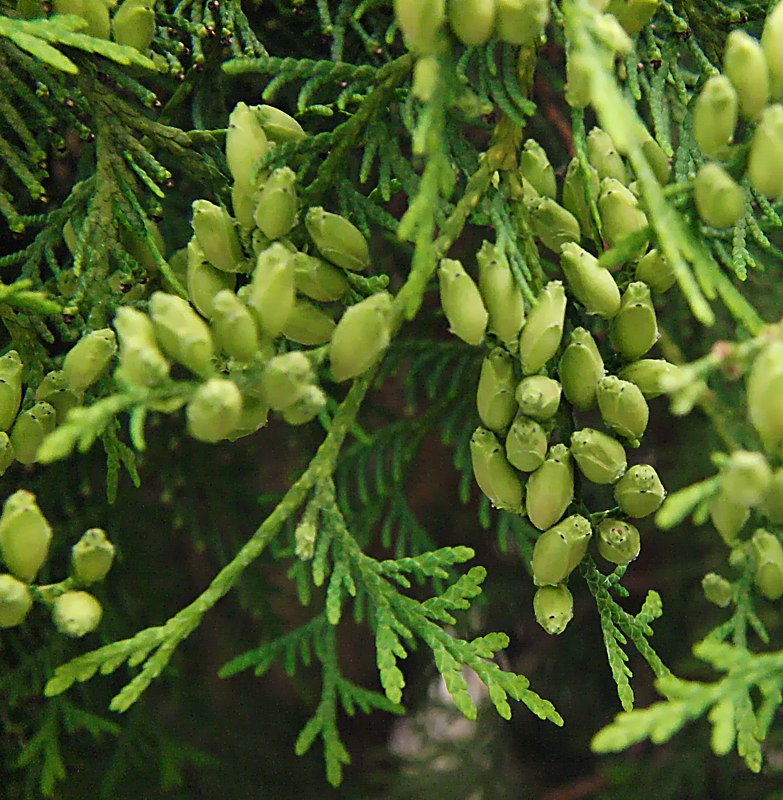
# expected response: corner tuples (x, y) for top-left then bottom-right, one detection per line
(51, 0), (154, 50)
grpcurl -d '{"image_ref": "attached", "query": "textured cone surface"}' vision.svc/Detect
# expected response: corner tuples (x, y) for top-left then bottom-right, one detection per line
(610, 281), (659, 360)
(0, 574), (32, 628)
(10, 401), (56, 465)
(71, 528), (115, 585)
(477, 242), (525, 342)
(529, 197), (581, 254)
(282, 385), (327, 425)
(614, 464), (665, 517)
(598, 178), (648, 254)
(150, 292), (216, 378)
(0, 490), (52, 582)
(597, 519), (640, 564)
(618, 358), (678, 398)
(53, 591), (103, 638)
(526, 444), (574, 530)
(560, 241), (621, 317)
(438, 259), (488, 346)
(760, 468), (783, 524)
(226, 102), (270, 186)
(330, 293), (392, 382)
(186, 379), (243, 443)
(563, 157), (600, 237)
(470, 427), (524, 512)
(0, 434), (15, 478)
(35, 370), (83, 422)
(305, 207), (370, 271)
(505, 415), (548, 472)
(248, 244), (296, 338)
(62, 329), (116, 392)
(641, 136), (671, 184)
(635, 248), (675, 294)
(518, 281), (566, 375)
(254, 167), (298, 240)
(702, 573), (734, 607)
(570, 428), (627, 484)
(532, 514), (592, 585)
(533, 585), (574, 635)
(210, 290), (260, 362)
(260, 352), (314, 411)
(0, 351), (23, 431)
(597, 375), (649, 441)
(693, 75), (738, 157)
(587, 127), (628, 183)
(519, 140), (557, 199)
(282, 300), (336, 346)
(192, 200), (244, 274)
(476, 348), (518, 432)
(558, 327), (604, 410)
(515, 375), (561, 421)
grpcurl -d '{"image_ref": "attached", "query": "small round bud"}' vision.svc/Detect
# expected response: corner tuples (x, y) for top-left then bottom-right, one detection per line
(597, 518), (640, 565)
(448, 0), (496, 45)
(186, 378), (243, 443)
(693, 75), (738, 158)
(515, 375), (561, 421)
(52, 591), (102, 638)
(225, 102), (270, 187)
(282, 299), (336, 346)
(477, 242), (526, 343)
(10, 401), (56, 465)
(526, 444), (574, 531)
(532, 514), (592, 586)
(719, 450), (772, 509)
(259, 352), (314, 411)
(114, 307), (170, 387)
(192, 199), (244, 274)
(247, 243), (296, 338)
(618, 358), (679, 399)
(702, 573), (733, 607)
(635, 248), (675, 294)
(709, 490), (750, 546)
(186, 240), (236, 319)
(0, 574), (32, 628)
(557, 327), (605, 411)
(610, 281), (659, 361)
(330, 293), (392, 382)
(596, 375), (649, 443)
(533, 584), (574, 635)
(149, 292), (216, 378)
(254, 167), (298, 240)
(752, 529), (783, 600)
(528, 196), (581, 254)
(724, 31), (770, 120)
(62, 329), (116, 392)
(694, 163), (745, 229)
(587, 127), (627, 183)
(293, 252), (349, 302)
(438, 258), (489, 346)
(0, 350), (23, 431)
(0, 489), (52, 582)
(282, 385), (327, 425)
(470, 427), (525, 512)
(394, 0), (446, 52)
(505, 415), (548, 472)
(562, 157), (600, 237)
(255, 105), (307, 143)
(518, 281), (567, 375)
(71, 528), (115, 585)
(614, 464), (665, 518)
(598, 178), (648, 255)
(570, 428), (627, 484)
(495, 0), (549, 46)
(476, 348), (518, 432)
(519, 140), (557, 200)
(305, 207), (370, 272)
(560, 241), (621, 317)
(210, 290), (260, 362)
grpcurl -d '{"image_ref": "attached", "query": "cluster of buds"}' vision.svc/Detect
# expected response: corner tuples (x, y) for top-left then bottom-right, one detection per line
(48, 0), (155, 52)
(0, 330), (117, 470)
(689, 2), (783, 227)
(0, 489), (114, 636)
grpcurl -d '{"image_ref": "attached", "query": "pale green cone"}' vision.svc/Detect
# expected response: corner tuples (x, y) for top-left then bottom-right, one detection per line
(0, 574), (32, 628)
(719, 450), (772, 509)
(693, 75), (738, 158)
(192, 200), (245, 274)
(598, 178), (648, 254)
(597, 518), (640, 564)
(526, 444), (574, 531)
(71, 528), (115, 585)
(111, 0), (154, 51)
(186, 240), (237, 319)
(186, 379), (243, 443)
(53, 0), (109, 36)
(305, 207), (370, 272)
(438, 258), (489, 346)
(293, 252), (349, 302)
(0, 433), (15, 477)
(10, 401), (56, 465)
(618, 358), (679, 398)
(209, 290), (260, 363)
(113, 307), (169, 387)
(519, 140), (557, 200)
(709, 490), (749, 545)
(226, 102), (270, 188)
(587, 127), (628, 183)
(282, 299), (336, 346)
(515, 375), (561, 421)
(762, 1), (783, 100)
(533, 584), (574, 635)
(641, 135), (671, 184)
(528, 196), (581, 253)
(558, 327), (604, 411)
(634, 248), (675, 293)
(495, 0), (548, 45)
(748, 104), (783, 199)
(227, 396), (270, 441)
(470, 427), (524, 512)
(476, 241), (525, 343)
(702, 573), (734, 607)
(232, 182), (258, 229)
(565, 51), (592, 109)
(394, 0), (446, 52)
(35, 371), (82, 422)
(255, 105), (307, 143)
(53, 591), (102, 638)
(694, 163), (745, 229)
(254, 167), (298, 240)
(752, 529), (783, 600)
(505, 415), (548, 472)
(476, 348), (518, 432)
(562, 157), (600, 238)
(610, 281), (659, 360)
(259, 352), (314, 410)
(330, 292), (392, 382)
(62, 329), (116, 392)
(518, 281), (567, 375)
(570, 428), (627, 484)
(596, 375), (649, 442)
(0, 489), (52, 582)
(760, 467), (783, 524)
(149, 291), (215, 378)
(532, 513), (592, 585)
(560, 241), (621, 317)
(413, 56), (439, 102)
(282, 385), (327, 425)
(614, 464), (665, 517)
(0, 350), (23, 431)
(247, 243), (296, 338)
(606, 0), (658, 35)
(724, 30), (770, 120)
(747, 340), (783, 454)
(448, 0), (496, 45)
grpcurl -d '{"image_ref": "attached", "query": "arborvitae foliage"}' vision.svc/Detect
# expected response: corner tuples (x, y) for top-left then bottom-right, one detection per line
(3, 0), (783, 796)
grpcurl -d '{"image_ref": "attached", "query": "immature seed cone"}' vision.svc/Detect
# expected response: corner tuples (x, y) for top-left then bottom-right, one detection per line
(560, 241), (621, 317)
(596, 375), (649, 443)
(227, 396), (270, 441)
(111, 0), (155, 51)
(565, 51), (592, 109)
(476, 348), (518, 432)
(635, 248), (675, 293)
(532, 514), (592, 586)
(709, 490), (749, 545)
(505, 415), (548, 472)
(0, 574), (32, 628)
(53, 0), (109, 37)
(570, 428), (627, 485)
(247, 243), (296, 338)
(587, 127), (628, 183)
(71, 528), (115, 585)
(413, 56), (439, 102)
(62, 329), (117, 393)
(562, 157), (600, 237)
(694, 163), (745, 229)
(614, 464), (665, 517)
(495, 0), (549, 46)
(293, 253), (349, 302)
(641, 136), (671, 184)
(305, 207), (370, 272)
(747, 104), (783, 199)
(53, 591), (102, 638)
(597, 518), (641, 565)
(693, 75), (738, 158)
(0, 490), (52, 582)
(114, 307), (170, 387)
(192, 200), (244, 274)
(255, 105), (307, 142)
(186, 240), (236, 319)
(762, 1), (783, 100)
(598, 178), (648, 255)
(0, 350), (23, 431)
(329, 293), (392, 382)
(282, 299), (336, 346)
(470, 427), (524, 512)
(760, 468), (783, 524)
(526, 444), (574, 531)
(533, 584), (574, 635)
(702, 573), (734, 607)
(254, 167), (298, 240)
(186, 378), (243, 443)
(448, 0), (496, 45)
(149, 291), (216, 378)
(282, 385), (328, 425)
(519, 140), (557, 200)
(724, 30), (770, 120)
(618, 358), (679, 398)
(515, 375), (561, 421)
(226, 102), (270, 187)
(606, 0), (659, 35)
(558, 327), (605, 411)
(610, 281), (659, 361)
(394, 0), (446, 52)
(476, 242), (525, 343)
(259, 352), (314, 411)
(10, 401), (56, 465)
(518, 281), (567, 375)
(719, 450), (772, 509)
(438, 258), (488, 346)
(528, 196), (581, 254)
(752, 529), (783, 600)
(746, 340), (783, 455)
